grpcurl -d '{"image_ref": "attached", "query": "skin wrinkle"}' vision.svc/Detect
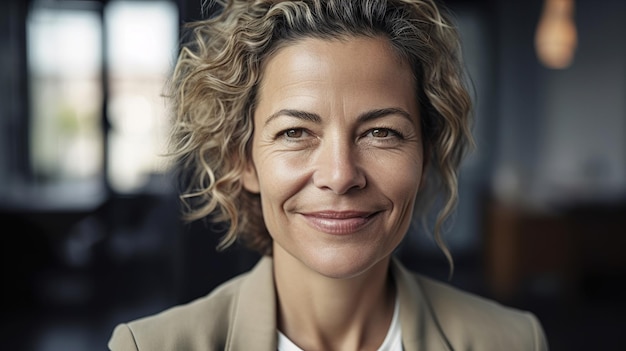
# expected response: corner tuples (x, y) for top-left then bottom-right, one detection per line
(143, 1), (487, 350)
(169, 0), (473, 274)
(241, 35), (423, 350)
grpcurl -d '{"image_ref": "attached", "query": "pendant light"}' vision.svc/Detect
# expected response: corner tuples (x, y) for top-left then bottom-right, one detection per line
(534, 0), (578, 69)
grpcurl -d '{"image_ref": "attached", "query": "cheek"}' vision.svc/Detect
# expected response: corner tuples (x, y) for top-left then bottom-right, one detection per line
(374, 150), (423, 189)
(375, 156), (423, 216)
(391, 171), (421, 207)
(255, 155), (309, 241)
(255, 151), (310, 201)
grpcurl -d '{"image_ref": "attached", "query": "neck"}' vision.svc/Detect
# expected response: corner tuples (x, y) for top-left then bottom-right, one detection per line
(273, 246), (396, 351)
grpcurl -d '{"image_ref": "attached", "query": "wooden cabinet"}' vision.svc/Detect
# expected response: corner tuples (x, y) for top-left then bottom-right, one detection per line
(483, 197), (626, 303)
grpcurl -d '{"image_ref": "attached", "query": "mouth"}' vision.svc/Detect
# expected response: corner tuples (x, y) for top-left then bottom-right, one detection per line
(299, 210), (380, 235)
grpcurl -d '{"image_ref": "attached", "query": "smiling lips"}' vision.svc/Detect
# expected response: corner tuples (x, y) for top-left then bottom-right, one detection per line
(300, 211), (379, 235)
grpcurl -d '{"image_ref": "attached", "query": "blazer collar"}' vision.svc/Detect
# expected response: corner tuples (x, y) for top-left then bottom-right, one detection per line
(226, 256), (451, 351)
(227, 256), (277, 351)
(391, 256), (453, 351)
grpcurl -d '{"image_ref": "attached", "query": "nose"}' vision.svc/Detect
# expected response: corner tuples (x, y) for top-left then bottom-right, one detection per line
(312, 139), (366, 194)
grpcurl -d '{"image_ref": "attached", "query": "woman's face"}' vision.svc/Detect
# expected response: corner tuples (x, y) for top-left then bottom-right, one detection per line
(243, 36), (424, 279)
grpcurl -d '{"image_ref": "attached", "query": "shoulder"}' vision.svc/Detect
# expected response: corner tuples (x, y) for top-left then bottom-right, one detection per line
(415, 273), (548, 351)
(108, 271), (249, 351)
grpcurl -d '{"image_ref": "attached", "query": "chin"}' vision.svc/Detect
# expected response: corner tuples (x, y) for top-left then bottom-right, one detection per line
(305, 249), (385, 280)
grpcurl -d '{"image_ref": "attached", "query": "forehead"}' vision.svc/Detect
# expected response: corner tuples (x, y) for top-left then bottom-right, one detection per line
(260, 35), (411, 82)
(255, 35), (418, 119)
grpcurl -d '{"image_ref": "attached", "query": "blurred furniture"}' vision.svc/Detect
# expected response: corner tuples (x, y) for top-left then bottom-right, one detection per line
(484, 196), (626, 304)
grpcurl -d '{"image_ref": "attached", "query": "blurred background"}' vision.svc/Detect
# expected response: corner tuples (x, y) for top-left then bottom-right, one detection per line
(0, 0), (624, 350)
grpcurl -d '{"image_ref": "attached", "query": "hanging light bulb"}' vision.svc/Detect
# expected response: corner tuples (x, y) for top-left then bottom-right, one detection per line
(534, 0), (578, 69)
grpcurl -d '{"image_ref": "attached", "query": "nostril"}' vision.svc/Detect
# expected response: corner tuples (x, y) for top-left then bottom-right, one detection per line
(312, 164), (366, 194)
(311, 143), (366, 194)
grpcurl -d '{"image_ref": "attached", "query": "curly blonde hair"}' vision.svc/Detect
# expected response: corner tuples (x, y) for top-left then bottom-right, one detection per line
(167, 0), (473, 268)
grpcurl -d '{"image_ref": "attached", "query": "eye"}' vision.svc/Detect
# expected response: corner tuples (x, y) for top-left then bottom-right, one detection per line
(276, 128), (313, 142)
(365, 128), (403, 139)
(284, 128), (304, 138)
(370, 128), (390, 138)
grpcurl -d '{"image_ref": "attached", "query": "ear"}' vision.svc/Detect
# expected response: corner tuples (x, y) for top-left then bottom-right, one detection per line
(242, 160), (260, 194)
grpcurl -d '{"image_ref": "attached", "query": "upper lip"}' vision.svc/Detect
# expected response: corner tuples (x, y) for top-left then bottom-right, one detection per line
(300, 211), (377, 219)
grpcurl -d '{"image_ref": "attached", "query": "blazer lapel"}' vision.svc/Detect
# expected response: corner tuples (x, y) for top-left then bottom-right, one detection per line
(226, 256), (277, 351)
(392, 257), (453, 351)
(224, 256), (452, 351)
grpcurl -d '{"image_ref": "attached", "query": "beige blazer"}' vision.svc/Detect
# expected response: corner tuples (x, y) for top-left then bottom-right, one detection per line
(108, 256), (548, 350)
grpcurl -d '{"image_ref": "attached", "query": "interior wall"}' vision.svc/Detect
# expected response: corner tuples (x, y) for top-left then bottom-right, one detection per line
(537, 0), (626, 205)
(493, 0), (626, 208)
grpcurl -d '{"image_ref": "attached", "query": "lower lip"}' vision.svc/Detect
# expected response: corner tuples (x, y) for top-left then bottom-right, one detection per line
(301, 213), (377, 235)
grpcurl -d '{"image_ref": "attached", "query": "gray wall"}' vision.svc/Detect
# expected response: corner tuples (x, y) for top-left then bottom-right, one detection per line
(493, 0), (626, 207)
(411, 0), (626, 258)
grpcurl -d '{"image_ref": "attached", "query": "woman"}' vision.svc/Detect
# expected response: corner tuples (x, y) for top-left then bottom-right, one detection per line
(109, 0), (549, 350)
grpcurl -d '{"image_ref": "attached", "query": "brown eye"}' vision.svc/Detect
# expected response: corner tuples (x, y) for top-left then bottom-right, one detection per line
(371, 129), (389, 138)
(285, 129), (303, 138)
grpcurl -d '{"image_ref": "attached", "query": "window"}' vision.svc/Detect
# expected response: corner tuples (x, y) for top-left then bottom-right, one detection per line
(23, 0), (179, 208)
(27, 1), (104, 207)
(105, 0), (178, 193)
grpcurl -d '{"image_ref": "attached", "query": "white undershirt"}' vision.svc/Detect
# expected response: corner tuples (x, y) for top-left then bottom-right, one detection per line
(277, 297), (403, 351)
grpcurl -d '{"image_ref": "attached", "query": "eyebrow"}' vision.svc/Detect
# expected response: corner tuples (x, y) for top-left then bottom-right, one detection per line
(265, 109), (321, 126)
(264, 107), (414, 126)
